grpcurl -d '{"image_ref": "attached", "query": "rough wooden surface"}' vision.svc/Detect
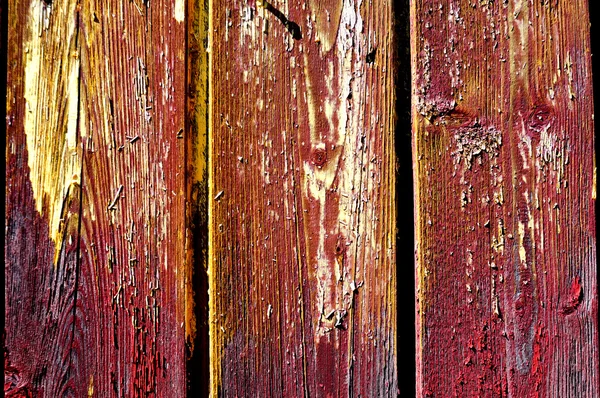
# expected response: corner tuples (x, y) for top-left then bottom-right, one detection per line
(208, 0), (397, 395)
(5, 0), (189, 395)
(412, 0), (598, 395)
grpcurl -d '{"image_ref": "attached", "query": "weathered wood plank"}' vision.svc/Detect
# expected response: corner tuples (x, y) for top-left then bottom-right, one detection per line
(6, 1), (87, 395)
(209, 0), (397, 395)
(5, 0), (189, 395)
(412, 0), (598, 395)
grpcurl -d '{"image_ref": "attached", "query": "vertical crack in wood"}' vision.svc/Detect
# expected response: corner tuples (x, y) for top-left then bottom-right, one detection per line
(289, 141), (310, 398)
(393, 0), (415, 394)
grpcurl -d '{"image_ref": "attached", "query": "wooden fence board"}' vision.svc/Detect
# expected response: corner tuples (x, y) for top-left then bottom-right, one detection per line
(6, 1), (87, 395)
(208, 0), (397, 395)
(5, 1), (189, 395)
(412, 0), (598, 395)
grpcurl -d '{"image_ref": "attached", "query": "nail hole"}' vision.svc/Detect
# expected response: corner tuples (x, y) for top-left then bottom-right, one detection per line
(366, 48), (377, 64)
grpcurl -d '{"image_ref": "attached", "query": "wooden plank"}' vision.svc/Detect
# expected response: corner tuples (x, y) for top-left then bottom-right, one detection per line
(5, 0), (189, 395)
(209, 0), (396, 395)
(412, 0), (598, 395)
(5, 1), (87, 395)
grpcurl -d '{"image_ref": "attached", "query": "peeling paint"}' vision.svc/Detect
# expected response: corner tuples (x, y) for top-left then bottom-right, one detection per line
(453, 122), (501, 169)
(23, 0), (82, 258)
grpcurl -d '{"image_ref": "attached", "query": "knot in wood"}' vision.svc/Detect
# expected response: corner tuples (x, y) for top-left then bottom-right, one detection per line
(311, 148), (328, 168)
(527, 104), (555, 136)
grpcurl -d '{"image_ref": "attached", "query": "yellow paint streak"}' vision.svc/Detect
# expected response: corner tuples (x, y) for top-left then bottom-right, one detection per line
(87, 375), (94, 397)
(518, 221), (527, 265)
(207, 0), (220, 394)
(593, 163), (597, 200)
(23, 1), (82, 262)
(190, 8), (209, 185)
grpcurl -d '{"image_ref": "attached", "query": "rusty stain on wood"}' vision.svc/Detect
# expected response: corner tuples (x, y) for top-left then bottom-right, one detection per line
(5, 0), (189, 395)
(208, 0), (397, 395)
(412, 0), (598, 395)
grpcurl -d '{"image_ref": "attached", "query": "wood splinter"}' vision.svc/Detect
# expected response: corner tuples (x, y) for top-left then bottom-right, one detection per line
(107, 185), (124, 210)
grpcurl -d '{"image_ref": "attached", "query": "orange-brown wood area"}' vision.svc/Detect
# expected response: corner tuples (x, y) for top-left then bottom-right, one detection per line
(5, 0), (189, 395)
(208, 0), (397, 395)
(412, 0), (598, 395)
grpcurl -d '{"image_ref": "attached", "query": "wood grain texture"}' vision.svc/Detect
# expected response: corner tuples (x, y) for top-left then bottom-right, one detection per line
(5, 0), (189, 395)
(6, 1), (86, 395)
(208, 0), (397, 396)
(411, 0), (598, 396)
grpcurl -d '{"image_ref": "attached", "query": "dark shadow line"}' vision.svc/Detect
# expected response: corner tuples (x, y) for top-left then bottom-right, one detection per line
(186, 181), (210, 396)
(393, 0), (415, 396)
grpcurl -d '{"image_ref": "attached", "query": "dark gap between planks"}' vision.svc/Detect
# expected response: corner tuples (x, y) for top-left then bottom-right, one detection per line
(187, 178), (210, 396)
(394, 0), (416, 395)
(186, 0), (210, 392)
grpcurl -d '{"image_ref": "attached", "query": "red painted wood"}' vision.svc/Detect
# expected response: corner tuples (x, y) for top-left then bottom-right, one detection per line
(412, 0), (598, 395)
(209, 0), (397, 395)
(5, 0), (189, 395)
(5, 2), (86, 395)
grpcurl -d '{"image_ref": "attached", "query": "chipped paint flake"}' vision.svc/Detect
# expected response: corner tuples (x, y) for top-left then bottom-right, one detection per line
(174, 0), (185, 22)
